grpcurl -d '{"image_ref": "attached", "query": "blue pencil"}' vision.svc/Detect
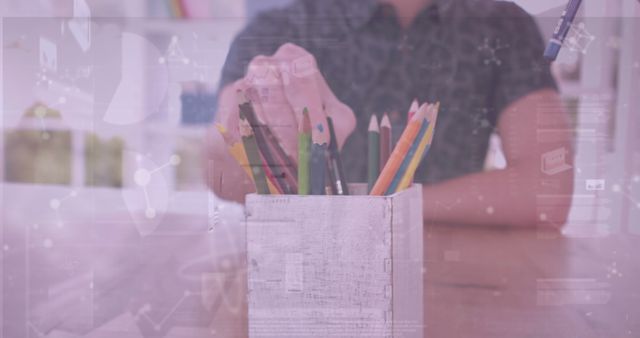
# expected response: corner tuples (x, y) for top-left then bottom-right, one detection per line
(310, 124), (328, 195)
(385, 110), (429, 195)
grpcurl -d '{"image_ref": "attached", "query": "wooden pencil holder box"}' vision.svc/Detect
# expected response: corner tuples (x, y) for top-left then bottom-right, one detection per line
(245, 183), (424, 338)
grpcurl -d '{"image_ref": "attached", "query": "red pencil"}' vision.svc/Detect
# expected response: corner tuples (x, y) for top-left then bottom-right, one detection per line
(379, 113), (392, 174)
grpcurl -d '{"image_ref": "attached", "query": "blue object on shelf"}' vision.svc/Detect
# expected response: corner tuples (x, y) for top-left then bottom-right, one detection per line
(180, 85), (217, 124)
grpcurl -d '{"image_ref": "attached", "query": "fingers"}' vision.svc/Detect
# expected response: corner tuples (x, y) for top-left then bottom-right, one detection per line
(218, 43), (355, 160)
(243, 53), (299, 159)
(271, 44), (327, 144)
(275, 43), (355, 148)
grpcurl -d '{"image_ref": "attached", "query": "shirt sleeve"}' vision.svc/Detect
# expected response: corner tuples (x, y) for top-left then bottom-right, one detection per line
(491, 3), (557, 120)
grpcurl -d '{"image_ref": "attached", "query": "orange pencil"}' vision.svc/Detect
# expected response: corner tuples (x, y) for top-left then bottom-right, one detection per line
(370, 106), (426, 195)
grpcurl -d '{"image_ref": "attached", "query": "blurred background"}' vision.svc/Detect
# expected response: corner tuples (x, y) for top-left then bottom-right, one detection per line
(1, 0), (639, 337)
(2, 0), (638, 233)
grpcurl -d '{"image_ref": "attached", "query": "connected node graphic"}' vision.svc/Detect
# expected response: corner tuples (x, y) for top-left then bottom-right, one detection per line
(477, 37), (508, 66)
(49, 190), (78, 227)
(566, 22), (596, 55)
(133, 154), (181, 219)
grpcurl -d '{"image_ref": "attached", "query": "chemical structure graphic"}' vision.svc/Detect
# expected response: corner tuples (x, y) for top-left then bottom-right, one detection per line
(49, 190), (78, 227)
(477, 37), (509, 66)
(133, 290), (199, 331)
(133, 154), (181, 219)
(606, 262), (623, 279)
(33, 98), (66, 139)
(158, 35), (190, 65)
(565, 22), (596, 55)
(471, 107), (493, 135)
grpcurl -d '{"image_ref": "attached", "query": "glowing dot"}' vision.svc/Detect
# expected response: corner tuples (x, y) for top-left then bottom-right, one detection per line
(612, 184), (621, 192)
(169, 155), (181, 166)
(70, 190), (78, 197)
(154, 325), (161, 331)
(145, 208), (156, 219)
(34, 106), (47, 118)
(3, 245), (9, 251)
(89, 282), (94, 289)
(633, 175), (640, 183)
(184, 290), (191, 296)
(158, 57), (166, 64)
(539, 213), (548, 221)
(50, 199), (61, 210)
(636, 202), (640, 209)
(43, 239), (53, 248)
(134, 169), (151, 187)
(57, 221), (64, 228)
(486, 206), (494, 215)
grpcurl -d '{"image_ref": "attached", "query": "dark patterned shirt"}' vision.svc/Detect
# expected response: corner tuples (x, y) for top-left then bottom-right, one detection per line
(217, 0), (556, 184)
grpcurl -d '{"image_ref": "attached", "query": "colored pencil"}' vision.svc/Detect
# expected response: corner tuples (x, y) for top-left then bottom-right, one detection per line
(326, 115), (349, 195)
(397, 103), (439, 191)
(262, 124), (298, 180)
(298, 108), (312, 195)
(217, 123), (280, 194)
(367, 115), (380, 193)
(262, 159), (284, 194)
(370, 107), (426, 196)
(237, 90), (294, 194)
(249, 92), (298, 181)
(379, 113), (391, 174)
(310, 124), (328, 195)
(407, 99), (419, 125)
(238, 113), (270, 194)
(385, 104), (429, 195)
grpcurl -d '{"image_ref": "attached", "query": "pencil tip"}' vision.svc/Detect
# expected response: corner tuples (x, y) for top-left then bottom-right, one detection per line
(409, 99), (419, 113)
(312, 123), (329, 144)
(368, 114), (379, 132)
(380, 113), (391, 127)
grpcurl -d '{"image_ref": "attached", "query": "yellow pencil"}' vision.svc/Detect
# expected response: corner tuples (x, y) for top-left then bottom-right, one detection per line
(215, 123), (279, 194)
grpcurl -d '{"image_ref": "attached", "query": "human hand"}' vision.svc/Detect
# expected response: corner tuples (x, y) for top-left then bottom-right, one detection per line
(216, 43), (356, 159)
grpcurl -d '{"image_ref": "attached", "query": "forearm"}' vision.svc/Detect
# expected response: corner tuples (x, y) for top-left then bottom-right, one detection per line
(422, 166), (573, 228)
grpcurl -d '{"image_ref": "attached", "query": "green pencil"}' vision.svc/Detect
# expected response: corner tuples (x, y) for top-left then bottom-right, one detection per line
(298, 108), (312, 195)
(239, 111), (270, 194)
(368, 114), (380, 193)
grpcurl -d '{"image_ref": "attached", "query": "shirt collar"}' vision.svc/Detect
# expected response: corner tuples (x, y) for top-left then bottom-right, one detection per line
(341, 0), (454, 29)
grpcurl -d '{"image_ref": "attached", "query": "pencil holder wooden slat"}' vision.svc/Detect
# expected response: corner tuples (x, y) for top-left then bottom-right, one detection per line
(245, 184), (424, 337)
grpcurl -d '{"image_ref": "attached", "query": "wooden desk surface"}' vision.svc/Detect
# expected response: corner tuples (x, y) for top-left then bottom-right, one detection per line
(208, 224), (640, 338)
(2, 185), (639, 337)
